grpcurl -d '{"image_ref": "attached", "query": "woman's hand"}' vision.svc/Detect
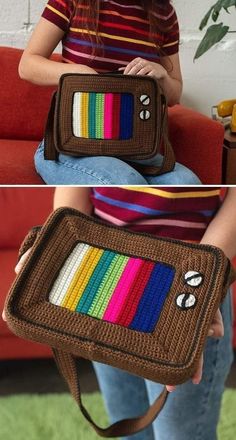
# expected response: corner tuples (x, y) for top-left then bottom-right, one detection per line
(118, 54), (182, 106)
(166, 308), (224, 392)
(118, 57), (168, 80)
(2, 248), (32, 322)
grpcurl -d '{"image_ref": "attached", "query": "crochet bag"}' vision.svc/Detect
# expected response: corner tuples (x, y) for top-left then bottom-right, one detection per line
(5, 208), (236, 438)
(44, 73), (175, 176)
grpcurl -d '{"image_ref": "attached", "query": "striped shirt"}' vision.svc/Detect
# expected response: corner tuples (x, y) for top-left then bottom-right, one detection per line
(90, 187), (221, 242)
(42, 0), (179, 72)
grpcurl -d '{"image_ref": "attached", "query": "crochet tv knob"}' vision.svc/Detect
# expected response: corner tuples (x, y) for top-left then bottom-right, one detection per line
(140, 94), (151, 105)
(184, 271), (203, 287)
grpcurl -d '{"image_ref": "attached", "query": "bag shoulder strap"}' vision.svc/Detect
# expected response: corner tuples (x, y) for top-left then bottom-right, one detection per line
(53, 348), (168, 438)
(44, 91), (59, 160)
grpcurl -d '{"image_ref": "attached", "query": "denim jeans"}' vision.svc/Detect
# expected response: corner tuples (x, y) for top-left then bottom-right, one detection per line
(92, 291), (233, 440)
(34, 140), (201, 185)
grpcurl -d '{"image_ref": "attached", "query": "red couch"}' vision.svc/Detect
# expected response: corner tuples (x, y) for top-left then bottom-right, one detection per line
(0, 188), (54, 359)
(1, 188), (236, 361)
(0, 46), (225, 185)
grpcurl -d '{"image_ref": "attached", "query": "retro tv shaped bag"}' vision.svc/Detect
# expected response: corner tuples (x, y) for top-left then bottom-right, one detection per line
(44, 73), (175, 176)
(5, 208), (236, 438)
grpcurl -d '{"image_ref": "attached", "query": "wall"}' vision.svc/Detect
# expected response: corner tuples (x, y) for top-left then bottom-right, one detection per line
(1, 0), (235, 115)
(175, 0), (236, 115)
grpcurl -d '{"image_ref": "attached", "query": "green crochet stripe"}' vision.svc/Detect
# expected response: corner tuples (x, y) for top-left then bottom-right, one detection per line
(95, 93), (104, 139)
(88, 254), (129, 319)
(76, 251), (117, 314)
(88, 93), (96, 138)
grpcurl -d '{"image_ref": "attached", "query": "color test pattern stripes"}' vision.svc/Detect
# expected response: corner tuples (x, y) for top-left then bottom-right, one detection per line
(72, 92), (134, 140)
(49, 242), (174, 333)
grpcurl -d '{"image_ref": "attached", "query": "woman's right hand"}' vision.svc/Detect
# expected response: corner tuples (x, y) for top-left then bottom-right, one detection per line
(2, 248), (32, 322)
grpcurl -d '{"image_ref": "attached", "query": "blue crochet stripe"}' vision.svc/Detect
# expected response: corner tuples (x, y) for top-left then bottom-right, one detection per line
(119, 93), (134, 140)
(129, 263), (175, 332)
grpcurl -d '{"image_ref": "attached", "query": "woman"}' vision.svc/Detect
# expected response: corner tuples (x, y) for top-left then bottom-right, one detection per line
(5, 185), (235, 440)
(18, 0), (201, 185)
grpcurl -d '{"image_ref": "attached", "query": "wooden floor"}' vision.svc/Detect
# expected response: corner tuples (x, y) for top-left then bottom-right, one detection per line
(0, 353), (236, 396)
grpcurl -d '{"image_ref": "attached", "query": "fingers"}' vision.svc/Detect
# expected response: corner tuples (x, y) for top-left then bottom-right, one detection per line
(126, 63), (148, 76)
(119, 57), (147, 75)
(192, 353), (204, 385)
(2, 248), (32, 322)
(166, 384), (176, 392)
(15, 248), (32, 274)
(2, 248), (33, 323)
(2, 309), (6, 322)
(166, 353), (204, 392)
(207, 308), (224, 338)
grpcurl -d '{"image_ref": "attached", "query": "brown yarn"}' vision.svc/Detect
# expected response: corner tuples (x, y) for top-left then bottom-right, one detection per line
(44, 73), (175, 176)
(5, 208), (236, 437)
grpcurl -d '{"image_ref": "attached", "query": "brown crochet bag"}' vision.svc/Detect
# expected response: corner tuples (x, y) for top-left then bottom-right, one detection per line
(44, 73), (175, 176)
(5, 208), (236, 438)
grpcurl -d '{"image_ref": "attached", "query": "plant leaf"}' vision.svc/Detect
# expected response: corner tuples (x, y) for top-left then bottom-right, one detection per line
(194, 23), (229, 60)
(212, 10), (220, 21)
(214, 0), (236, 15)
(200, 1), (236, 29)
(199, 6), (214, 30)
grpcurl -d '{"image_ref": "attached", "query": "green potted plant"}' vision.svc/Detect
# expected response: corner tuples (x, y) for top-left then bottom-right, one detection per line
(194, 0), (236, 59)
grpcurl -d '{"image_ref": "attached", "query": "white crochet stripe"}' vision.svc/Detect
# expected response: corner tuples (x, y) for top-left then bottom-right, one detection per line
(73, 92), (82, 137)
(49, 243), (90, 306)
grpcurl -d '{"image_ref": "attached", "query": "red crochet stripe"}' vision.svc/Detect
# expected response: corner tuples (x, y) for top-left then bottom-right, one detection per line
(116, 260), (155, 327)
(112, 94), (121, 139)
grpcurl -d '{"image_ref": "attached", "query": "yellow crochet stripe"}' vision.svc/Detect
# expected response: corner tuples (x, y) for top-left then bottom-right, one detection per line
(62, 246), (94, 309)
(121, 187), (221, 199)
(45, 5), (70, 23)
(64, 247), (104, 311)
(81, 92), (89, 138)
(69, 28), (157, 48)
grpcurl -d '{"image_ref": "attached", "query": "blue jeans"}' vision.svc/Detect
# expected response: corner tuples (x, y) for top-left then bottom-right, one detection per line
(34, 140), (201, 185)
(93, 291), (233, 440)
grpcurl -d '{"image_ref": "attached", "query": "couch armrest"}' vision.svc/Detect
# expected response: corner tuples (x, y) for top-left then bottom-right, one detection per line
(168, 104), (224, 184)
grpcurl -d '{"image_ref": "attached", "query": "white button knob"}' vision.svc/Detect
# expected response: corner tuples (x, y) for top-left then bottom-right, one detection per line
(140, 94), (150, 105)
(176, 293), (197, 310)
(184, 271), (203, 287)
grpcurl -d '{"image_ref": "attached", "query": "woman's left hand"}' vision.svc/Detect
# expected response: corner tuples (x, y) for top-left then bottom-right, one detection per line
(166, 308), (224, 392)
(118, 57), (168, 80)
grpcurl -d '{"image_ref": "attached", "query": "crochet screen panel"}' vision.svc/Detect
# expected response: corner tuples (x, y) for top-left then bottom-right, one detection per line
(72, 92), (134, 140)
(48, 242), (175, 333)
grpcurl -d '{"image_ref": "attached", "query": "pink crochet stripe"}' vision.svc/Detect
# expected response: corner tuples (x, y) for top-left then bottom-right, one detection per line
(103, 258), (143, 323)
(104, 93), (113, 139)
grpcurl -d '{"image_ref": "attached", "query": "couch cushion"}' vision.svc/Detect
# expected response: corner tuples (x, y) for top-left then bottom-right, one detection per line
(0, 249), (18, 336)
(0, 139), (44, 184)
(0, 250), (51, 359)
(168, 105), (224, 184)
(0, 46), (59, 140)
(0, 188), (54, 248)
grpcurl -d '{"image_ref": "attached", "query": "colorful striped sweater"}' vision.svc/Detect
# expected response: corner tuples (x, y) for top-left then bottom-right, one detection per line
(90, 187), (221, 242)
(42, 0), (179, 72)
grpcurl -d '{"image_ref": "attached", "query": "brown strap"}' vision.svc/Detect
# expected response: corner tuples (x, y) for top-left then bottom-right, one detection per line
(53, 348), (168, 438)
(130, 94), (175, 176)
(44, 91), (59, 160)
